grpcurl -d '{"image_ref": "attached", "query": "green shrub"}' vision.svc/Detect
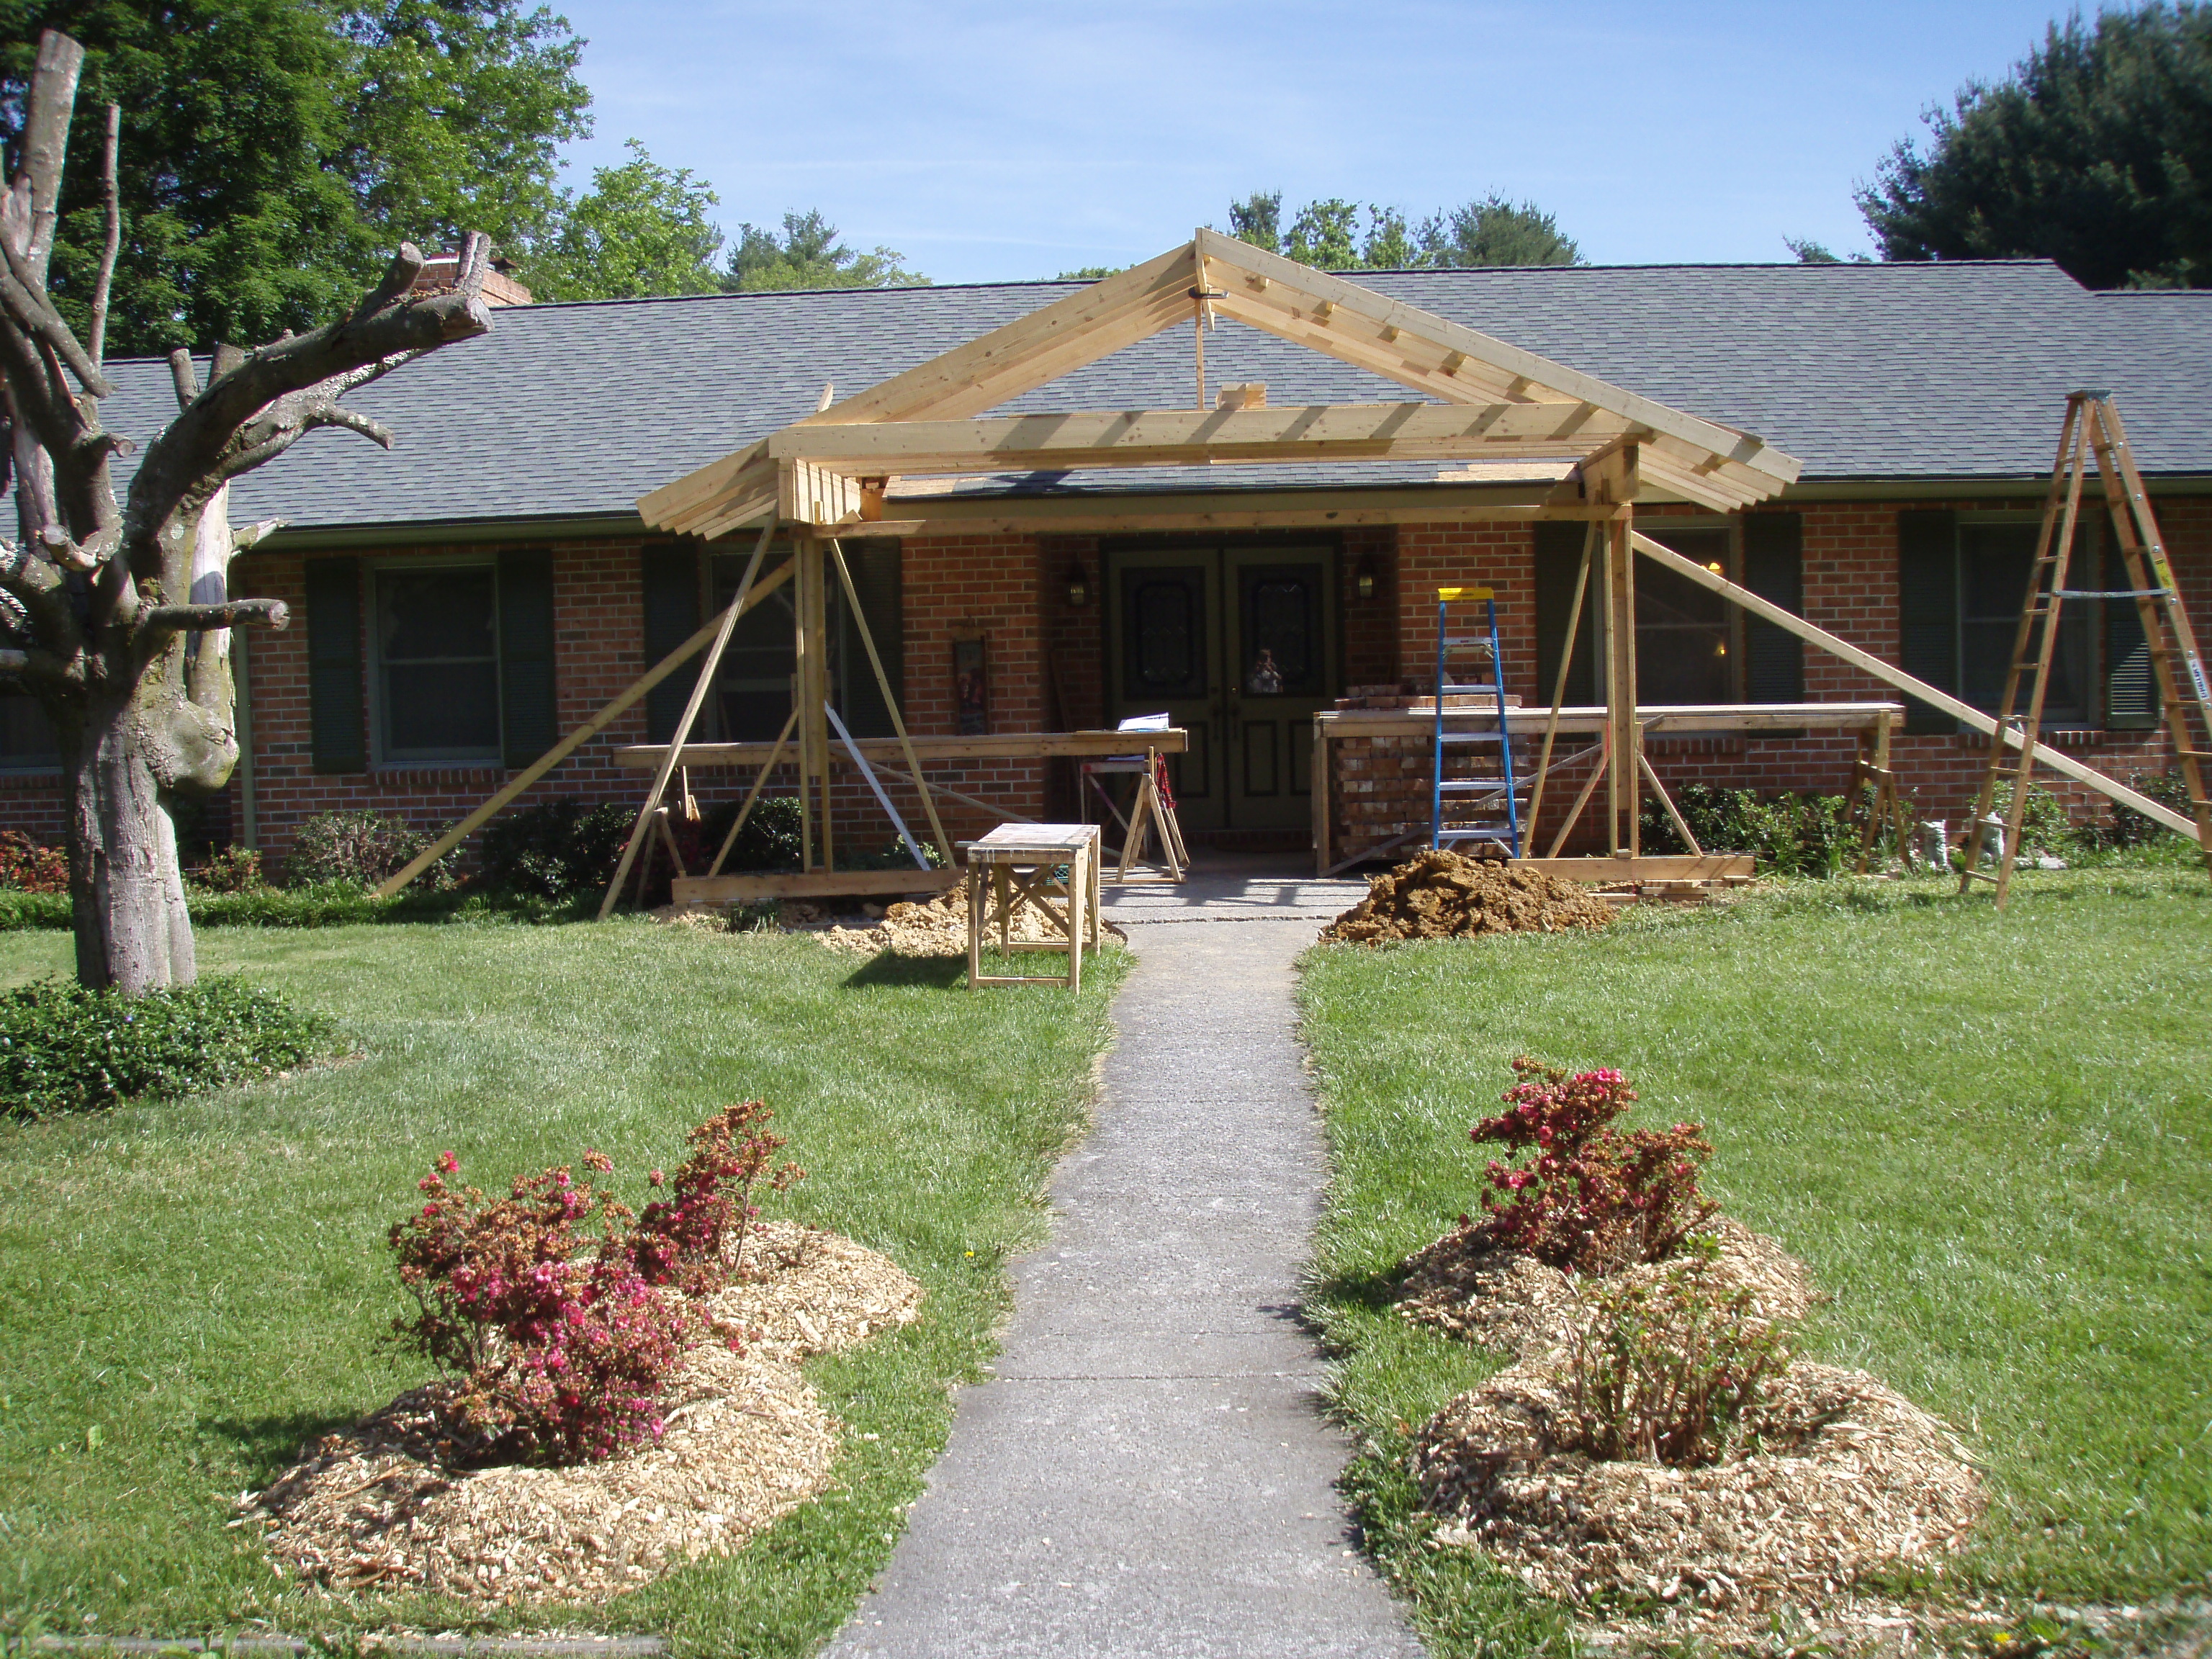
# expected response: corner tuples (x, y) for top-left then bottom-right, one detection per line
(186, 845), (267, 893)
(1562, 1244), (1793, 1467)
(2108, 769), (2198, 849)
(700, 793), (805, 872)
(0, 830), (69, 893)
(287, 809), (456, 891)
(1640, 784), (1858, 876)
(478, 799), (633, 899)
(0, 976), (339, 1116)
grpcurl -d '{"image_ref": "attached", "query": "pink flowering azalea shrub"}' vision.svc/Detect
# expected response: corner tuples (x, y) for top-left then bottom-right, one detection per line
(387, 1103), (804, 1465)
(1469, 1057), (1718, 1274)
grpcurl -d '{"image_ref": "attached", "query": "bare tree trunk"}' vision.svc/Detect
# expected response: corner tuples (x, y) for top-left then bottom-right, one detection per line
(67, 686), (193, 993)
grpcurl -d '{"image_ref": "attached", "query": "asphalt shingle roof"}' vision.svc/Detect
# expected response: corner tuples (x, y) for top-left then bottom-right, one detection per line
(92, 258), (2212, 534)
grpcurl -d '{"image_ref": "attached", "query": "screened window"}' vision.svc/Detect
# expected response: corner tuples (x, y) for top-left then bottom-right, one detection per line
(373, 564), (501, 763)
(0, 687), (59, 770)
(1632, 523), (1734, 705)
(1957, 520), (2092, 724)
(703, 542), (904, 741)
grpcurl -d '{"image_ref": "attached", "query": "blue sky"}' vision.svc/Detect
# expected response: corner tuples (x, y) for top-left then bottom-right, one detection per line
(550, 0), (2087, 283)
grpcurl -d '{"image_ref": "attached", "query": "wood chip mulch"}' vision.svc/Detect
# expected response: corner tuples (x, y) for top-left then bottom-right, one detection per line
(1396, 1217), (1987, 1645)
(1318, 848), (1617, 943)
(1396, 1216), (1815, 1359)
(238, 1223), (921, 1607)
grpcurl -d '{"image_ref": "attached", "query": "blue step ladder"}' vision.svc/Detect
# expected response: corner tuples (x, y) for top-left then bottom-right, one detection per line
(1431, 585), (1524, 856)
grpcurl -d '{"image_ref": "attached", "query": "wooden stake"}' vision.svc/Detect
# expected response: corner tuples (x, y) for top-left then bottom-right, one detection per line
(374, 554), (793, 899)
(1527, 521), (1596, 838)
(598, 521), (776, 920)
(706, 703), (799, 878)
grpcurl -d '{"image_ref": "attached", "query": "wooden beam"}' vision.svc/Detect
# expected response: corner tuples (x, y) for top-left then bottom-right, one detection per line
(1513, 855), (1753, 884)
(768, 402), (1642, 477)
(617, 726), (1191, 769)
(1193, 228), (1799, 488)
(1315, 702), (1904, 739)
(371, 557), (794, 898)
(1628, 531), (2199, 837)
(598, 521), (777, 919)
(673, 868), (963, 906)
(1604, 512), (1640, 856)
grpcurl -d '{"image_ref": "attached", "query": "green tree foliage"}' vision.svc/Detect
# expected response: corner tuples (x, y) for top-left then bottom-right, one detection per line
(721, 210), (925, 292)
(1858, 3), (2212, 288)
(0, 0), (589, 355)
(1784, 237), (1871, 264)
(524, 138), (723, 300)
(1225, 189), (1581, 269)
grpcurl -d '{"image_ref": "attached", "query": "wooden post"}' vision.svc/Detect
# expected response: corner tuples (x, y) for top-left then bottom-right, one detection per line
(1602, 511), (1640, 857)
(794, 529), (833, 872)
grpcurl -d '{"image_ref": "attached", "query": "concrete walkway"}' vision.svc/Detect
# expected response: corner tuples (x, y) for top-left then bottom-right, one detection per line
(825, 862), (1425, 1659)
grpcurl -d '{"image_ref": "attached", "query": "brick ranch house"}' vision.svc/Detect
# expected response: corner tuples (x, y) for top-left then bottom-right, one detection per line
(4, 249), (2207, 871)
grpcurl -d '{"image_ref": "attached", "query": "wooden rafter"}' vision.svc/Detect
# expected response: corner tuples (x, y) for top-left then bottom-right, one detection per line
(636, 233), (1802, 536)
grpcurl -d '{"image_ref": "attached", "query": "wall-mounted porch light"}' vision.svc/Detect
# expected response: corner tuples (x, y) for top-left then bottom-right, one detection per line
(1354, 552), (1379, 603)
(1066, 559), (1092, 607)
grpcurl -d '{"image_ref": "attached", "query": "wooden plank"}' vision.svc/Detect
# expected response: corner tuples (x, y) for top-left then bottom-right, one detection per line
(371, 558), (796, 899)
(1192, 228), (1800, 487)
(833, 489), (1629, 540)
(1316, 703), (1902, 738)
(1604, 513), (1639, 856)
(769, 402), (1643, 475)
(1629, 530), (2199, 837)
(616, 727), (1191, 768)
(673, 868), (963, 905)
(1514, 855), (1754, 884)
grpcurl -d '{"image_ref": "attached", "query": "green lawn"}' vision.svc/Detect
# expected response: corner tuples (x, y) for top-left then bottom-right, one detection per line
(1298, 868), (2212, 1655)
(0, 920), (1125, 1654)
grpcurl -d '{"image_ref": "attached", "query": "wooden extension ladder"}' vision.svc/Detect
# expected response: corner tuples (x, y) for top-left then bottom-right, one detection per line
(1960, 391), (2212, 906)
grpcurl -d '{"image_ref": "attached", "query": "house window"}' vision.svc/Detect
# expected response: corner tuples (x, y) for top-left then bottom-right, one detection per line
(0, 686), (60, 770)
(1897, 509), (2137, 734)
(1534, 514), (1802, 709)
(698, 542), (906, 742)
(372, 562), (502, 763)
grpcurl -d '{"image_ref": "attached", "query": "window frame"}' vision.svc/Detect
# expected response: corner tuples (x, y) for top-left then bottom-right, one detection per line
(367, 556), (505, 768)
(1951, 509), (2103, 731)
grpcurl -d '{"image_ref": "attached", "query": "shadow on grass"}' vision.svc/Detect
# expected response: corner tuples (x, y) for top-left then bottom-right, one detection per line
(204, 1406), (369, 1485)
(837, 952), (970, 990)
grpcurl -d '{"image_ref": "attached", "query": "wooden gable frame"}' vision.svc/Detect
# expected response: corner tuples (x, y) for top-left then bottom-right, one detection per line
(637, 230), (1802, 539)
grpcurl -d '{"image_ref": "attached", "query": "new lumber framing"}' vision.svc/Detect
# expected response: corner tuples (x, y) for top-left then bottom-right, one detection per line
(1629, 531), (2197, 837)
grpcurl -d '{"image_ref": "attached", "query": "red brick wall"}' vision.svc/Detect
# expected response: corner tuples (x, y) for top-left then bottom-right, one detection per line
(4, 495), (2203, 868)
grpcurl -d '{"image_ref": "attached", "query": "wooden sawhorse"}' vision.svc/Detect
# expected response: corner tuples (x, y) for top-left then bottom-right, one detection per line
(963, 823), (1103, 991)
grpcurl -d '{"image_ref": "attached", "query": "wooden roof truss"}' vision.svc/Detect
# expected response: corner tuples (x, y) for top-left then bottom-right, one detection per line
(638, 230), (1803, 539)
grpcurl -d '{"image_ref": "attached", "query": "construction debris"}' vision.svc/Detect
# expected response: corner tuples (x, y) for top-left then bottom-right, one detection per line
(242, 1223), (921, 1606)
(1320, 848), (1617, 943)
(1396, 1216), (1813, 1359)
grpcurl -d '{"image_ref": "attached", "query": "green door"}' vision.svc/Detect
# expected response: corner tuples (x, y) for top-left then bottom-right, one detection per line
(1105, 545), (1337, 834)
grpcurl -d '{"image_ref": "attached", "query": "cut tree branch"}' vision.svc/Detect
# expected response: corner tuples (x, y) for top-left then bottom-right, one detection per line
(16, 31), (82, 279)
(136, 597), (289, 644)
(125, 241), (491, 550)
(0, 230), (116, 397)
(89, 103), (119, 369)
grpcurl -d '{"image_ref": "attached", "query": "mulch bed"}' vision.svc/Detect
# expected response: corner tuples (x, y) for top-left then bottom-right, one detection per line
(240, 1223), (921, 1606)
(1396, 1217), (1987, 1644)
(1319, 848), (1617, 943)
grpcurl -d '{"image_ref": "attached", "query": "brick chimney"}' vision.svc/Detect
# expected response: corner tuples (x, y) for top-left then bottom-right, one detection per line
(408, 250), (534, 307)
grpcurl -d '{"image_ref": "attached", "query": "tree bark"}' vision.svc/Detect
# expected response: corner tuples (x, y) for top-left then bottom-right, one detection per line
(67, 685), (194, 994)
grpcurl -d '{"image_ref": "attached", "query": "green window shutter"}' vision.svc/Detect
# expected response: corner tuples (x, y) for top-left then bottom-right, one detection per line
(2102, 538), (2160, 730)
(498, 549), (557, 768)
(1533, 521), (1596, 706)
(305, 557), (366, 773)
(1896, 509), (1958, 734)
(1740, 512), (1804, 703)
(837, 541), (904, 737)
(640, 544), (700, 743)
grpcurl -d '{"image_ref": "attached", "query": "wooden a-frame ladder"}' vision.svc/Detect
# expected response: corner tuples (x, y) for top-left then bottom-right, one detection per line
(1959, 391), (2212, 906)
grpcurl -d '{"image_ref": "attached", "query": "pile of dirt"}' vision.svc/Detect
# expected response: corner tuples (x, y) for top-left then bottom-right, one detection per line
(1413, 1359), (1986, 1622)
(1320, 848), (1616, 943)
(1397, 1217), (1815, 1359)
(1398, 1218), (1985, 1638)
(816, 878), (1125, 958)
(241, 1223), (922, 1606)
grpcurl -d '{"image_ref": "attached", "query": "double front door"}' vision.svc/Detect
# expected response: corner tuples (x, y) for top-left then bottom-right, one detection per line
(1104, 545), (1338, 832)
